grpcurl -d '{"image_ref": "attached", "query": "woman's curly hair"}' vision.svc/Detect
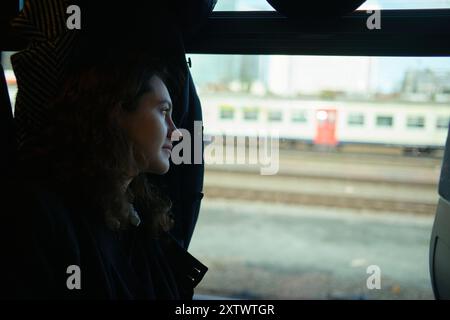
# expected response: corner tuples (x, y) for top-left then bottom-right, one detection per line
(18, 47), (185, 236)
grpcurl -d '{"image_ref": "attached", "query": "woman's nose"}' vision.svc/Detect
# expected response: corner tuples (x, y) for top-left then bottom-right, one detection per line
(171, 128), (183, 142)
(168, 118), (183, 142)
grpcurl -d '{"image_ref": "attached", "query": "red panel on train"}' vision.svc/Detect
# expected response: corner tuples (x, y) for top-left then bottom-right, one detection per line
(314, 109), (337, 146)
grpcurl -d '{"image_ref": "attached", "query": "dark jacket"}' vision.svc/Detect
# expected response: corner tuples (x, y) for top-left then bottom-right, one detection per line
(0, 0), (213, 299)
(0, 68), (208, 299)
(0, 176), (207, 299)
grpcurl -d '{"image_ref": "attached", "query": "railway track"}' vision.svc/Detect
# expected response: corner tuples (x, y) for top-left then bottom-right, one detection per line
(277, 148), (442, 168)
(203, 154), (439, 215)
(203, 185), (437, 215)
(202, 148), (440, 215)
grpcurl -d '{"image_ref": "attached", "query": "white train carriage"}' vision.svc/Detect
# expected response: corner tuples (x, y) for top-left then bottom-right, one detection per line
(335, 101), (450, 149)
(201, 93), (450, 152)
(202, 94), (317, 142)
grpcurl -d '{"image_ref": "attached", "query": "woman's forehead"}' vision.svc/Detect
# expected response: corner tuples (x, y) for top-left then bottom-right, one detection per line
(148, 76), (172, 102)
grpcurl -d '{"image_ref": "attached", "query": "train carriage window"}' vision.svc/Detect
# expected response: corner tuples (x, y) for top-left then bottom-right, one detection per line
(437, 117), (450, 130)
(407, 115), (426, 129)
(187, 49), (449, 299)
(243, 107), (259, 121)
(347, 113), (365, 127)
(376, 115), (394, 128)
(219, 105), (235, 120)
(291, 110), (308, 123)
(268, 110), (282, 122)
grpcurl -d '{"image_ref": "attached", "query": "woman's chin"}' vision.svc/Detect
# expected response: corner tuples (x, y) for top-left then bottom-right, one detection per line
(154, 158), (171, 175)
(159, 164), (170, 175)
(141, 160), (170, 175)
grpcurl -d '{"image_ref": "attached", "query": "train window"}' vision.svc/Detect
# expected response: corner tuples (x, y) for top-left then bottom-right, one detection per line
(219, 105), (235, 120)
(291, 110), (308, 123)
(243, 107), (259, 121)
(406, 116), (426, 129)
(347, 113), (365, 127)
(188, 52), (449, 300)
(3, 2), (450, 301)
(375, 115), (394, 128)
(268, 110), (282, 122)
(436, 117), (450, 130)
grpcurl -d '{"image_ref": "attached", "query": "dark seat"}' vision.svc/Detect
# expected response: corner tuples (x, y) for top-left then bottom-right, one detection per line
(430, 123), (450, 299)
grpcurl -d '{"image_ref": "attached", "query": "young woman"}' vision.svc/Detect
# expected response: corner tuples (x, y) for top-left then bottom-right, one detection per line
(0, 47), (207, 299)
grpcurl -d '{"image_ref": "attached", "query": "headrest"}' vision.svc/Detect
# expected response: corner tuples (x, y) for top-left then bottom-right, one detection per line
(439, 123), (450, 201)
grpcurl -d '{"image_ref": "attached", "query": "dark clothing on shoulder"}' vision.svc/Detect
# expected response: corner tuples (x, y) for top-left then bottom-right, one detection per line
(0, 177), (207, 299)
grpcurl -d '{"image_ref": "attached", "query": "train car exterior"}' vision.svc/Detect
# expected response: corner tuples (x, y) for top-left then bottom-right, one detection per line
(201, 93), (450, 152)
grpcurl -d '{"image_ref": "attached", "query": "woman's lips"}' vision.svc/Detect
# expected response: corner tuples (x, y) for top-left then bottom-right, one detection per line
(162, 145), (172, 155)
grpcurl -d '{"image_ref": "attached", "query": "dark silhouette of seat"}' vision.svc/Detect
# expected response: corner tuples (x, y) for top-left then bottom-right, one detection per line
(430, 123), (450, 300)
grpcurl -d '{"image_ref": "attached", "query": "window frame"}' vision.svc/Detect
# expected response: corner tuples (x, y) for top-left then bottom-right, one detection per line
(185, 10), (450, 56)
(2, 9), (450, 56)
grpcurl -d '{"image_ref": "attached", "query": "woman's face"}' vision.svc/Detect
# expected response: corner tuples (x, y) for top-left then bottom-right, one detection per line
(120, 75), (178, 175)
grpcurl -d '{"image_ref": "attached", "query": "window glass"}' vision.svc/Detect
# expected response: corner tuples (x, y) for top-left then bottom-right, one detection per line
(376, 115), (394, 127)
(437, 117), (449, 130)
(348, 113), (365, 126)
(220, 105), (235, 120)
(407, 116), (426, 129)
(188, 53), (449, 300)
(243, 107), (259, 121)
(268, 110), (282, 122)
(292, 110), (308, 123)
